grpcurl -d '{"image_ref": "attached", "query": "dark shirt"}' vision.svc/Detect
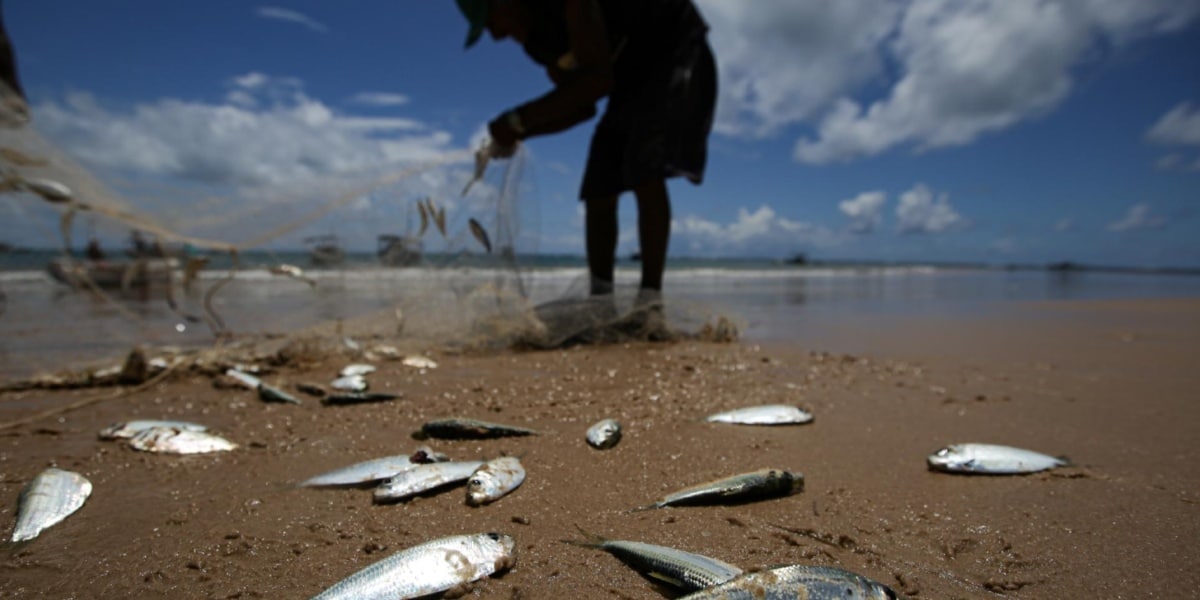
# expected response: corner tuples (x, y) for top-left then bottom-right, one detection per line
(520, 0), (709, 89)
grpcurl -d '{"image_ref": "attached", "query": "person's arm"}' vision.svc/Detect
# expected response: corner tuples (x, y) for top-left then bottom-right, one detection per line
(490, 0), (612, 143)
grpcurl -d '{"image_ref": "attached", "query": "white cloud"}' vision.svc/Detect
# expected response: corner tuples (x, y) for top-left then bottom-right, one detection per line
(350, 92), (411, 107)
(672, 205), (841, 255)
(838, 190), (887, 233)
(1146, 102), (1200, 146)
(1054, 217), (1075, 232)
(697, 0), (1200, 163)
(895, 184), (966, 234)
(256, 6), (328, 33)
(1108, 203), (1167, 232)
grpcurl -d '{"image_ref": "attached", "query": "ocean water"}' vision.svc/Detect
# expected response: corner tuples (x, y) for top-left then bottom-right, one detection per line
(2, 249), (1199, 380)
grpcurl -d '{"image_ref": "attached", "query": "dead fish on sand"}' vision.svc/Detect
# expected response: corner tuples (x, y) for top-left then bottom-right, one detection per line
(705, 404), (813, 425)
(927, 443), (1068, 475)
(564, 528), (742, 592)
(468, 218), (492, 253)
(637, 468), (803, 510)
(401, 355), (437, 369)
(295, 382), (327, 398)
(300, 447), (449, 487)
(331, 374), (368, 392)
(99, 420), (207, 440)
(321, 392), (404, 406)
(676, 564), (899, 600)
(466, 456), (525, 506)
(374, 461), (485, 503)
(339, 364), (376, 377)
(258, 382), (301, 405)
(312, 532), (516, 600)
(586, 418), (622, 450)
(225, 368), (262, 390)
(11, 468), (91, 542)
(417, 418), (539, 440)
(128, 427), (237, 454)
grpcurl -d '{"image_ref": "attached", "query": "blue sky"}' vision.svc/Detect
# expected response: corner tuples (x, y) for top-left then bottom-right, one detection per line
(2, 0), (1199, 267)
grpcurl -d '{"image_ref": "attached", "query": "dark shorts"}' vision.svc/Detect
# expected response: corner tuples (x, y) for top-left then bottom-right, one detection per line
(579, 38), (717, 201)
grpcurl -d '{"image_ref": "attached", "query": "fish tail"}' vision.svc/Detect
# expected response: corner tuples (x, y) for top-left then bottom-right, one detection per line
(560, 525), (606, 548)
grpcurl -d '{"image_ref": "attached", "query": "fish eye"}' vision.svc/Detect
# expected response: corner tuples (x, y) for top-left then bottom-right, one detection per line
(936, 448), (951, 457)
(486, 532), (501, 540)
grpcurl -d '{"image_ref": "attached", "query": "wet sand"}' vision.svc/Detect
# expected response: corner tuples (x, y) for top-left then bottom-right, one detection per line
(0, 297), (1197, 598)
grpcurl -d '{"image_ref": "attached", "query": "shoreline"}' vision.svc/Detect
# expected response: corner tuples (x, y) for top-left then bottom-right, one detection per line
(0, 297), (1197, 598)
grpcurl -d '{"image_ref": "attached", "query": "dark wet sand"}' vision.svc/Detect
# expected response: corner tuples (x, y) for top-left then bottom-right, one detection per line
(0, 298), (1197, 598)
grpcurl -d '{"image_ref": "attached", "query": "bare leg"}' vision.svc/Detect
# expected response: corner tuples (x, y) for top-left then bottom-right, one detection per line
(633, 179), (670, 292)
(585, 195), (618, 296)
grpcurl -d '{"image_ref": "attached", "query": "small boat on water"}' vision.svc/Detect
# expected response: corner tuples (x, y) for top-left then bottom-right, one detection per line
(305, 235), (344, 266)
(377, 234), (422, 267)
(46, 257), (180, 290)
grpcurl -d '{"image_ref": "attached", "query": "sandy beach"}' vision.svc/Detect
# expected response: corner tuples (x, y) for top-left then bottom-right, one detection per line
(0, 296), (1197, 598)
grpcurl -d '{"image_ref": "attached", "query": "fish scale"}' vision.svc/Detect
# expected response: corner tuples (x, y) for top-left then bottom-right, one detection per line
(566, 530), (742, 592)
(311, 532), (515, 600)
(11, 468), (92, 542)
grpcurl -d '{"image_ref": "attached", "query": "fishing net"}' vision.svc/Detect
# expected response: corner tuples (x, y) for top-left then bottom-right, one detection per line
(0, 80), (735, 382)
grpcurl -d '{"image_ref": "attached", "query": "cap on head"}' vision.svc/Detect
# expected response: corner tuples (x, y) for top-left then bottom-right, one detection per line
(455, 0), (489, 48)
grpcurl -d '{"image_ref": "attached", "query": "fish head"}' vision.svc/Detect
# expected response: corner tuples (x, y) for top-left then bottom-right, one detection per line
(466, 470), (494, 505)
(872, 583), (903, 599)
(926, 445), (974, 472)
(485, 532), (517, 569)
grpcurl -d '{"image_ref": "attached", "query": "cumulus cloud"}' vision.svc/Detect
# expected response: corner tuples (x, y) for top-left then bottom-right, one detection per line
(35, 73), (454, 190)
(697, 0), (1200, 163)
(1146, 102), (1200, 146)
(838, 190), (887, 233)
(350, 92), (411, 107)
(895, 184), (966, 234)
(256, 6), (328, 33)
(672, 205), (840, 255)
(1108, 203), (1167, 232)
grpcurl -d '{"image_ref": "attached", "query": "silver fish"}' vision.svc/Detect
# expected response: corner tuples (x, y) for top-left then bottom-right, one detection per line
(586, 418), (622, 450)
(339, 364), (376, 377)
(99, 420), (207, 440)
(312, 532), (516, 600)
(374, 461), (485, 503)
(927, 443), (1068, 475)
(225, 368), (262, 390)
(706, 404), (813, 425)
(300, 447), (449, 487)
(322, 392), (403, 406)
(22, 177), (73, 204)
(128, 427), (237, 454)
(258, 382), (301, 405)
(419, 418), (539, 440)
(639, 468), (803, 510)
(466, 456), (525, 506)
(677, 565), (899, 600)
(468, 218), (492, 253)
(402, 355), (437, 369)
(565, 529), (742, 592)
(11, 468), (92, 542)
(330, 374), (368, 392)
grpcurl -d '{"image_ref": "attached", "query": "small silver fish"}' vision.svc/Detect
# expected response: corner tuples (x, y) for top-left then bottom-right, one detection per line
(21, 177), (73, 204)
(99, 420), (208, 440)
(565, 528), (742, 592)
(258, 383), (301, 405)
(300, 447), (449, 487)
(418, 418), (539, 440)
(330, 374), (368, 392)
(677, 565), (899, 600)
(11, 468), (92, 542)
(225, 368), (262, 390)
(927, 443), (1068, 475)
(586, 418), (622, 450)
(322, 392), (404, 406)
(416, 198), (430, 237)
(339, 364), (376, 377)
(128, 427), (237, 454)
(402, 355), (437, 369)
(466, 456), (525, 506)
(706, 404), (813, 425)
(312, 532), (516, 600)
(374, 461), (485, 503)
(434, 205), (447, 239)
(639, 468), (803, 510)
(468, 218), (492, 253)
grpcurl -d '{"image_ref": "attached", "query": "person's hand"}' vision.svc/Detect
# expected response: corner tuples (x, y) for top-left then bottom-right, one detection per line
(487, 110), (523, 158)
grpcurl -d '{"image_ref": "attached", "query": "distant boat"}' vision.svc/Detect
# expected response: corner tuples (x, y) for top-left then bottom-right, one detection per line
(376, 234), (422, 267)
(785, 253), (808, 266)
(305, 235), (344, 266)
(46, 257), (180, 290)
